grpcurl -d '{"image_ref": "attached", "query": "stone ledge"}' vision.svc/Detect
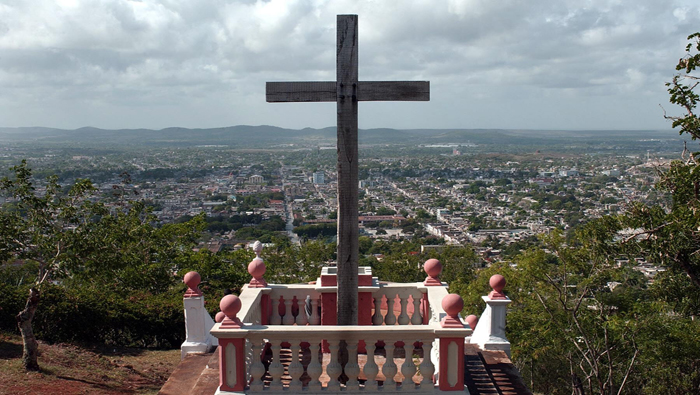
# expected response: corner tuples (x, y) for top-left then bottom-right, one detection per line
(159, 350), (219, 395)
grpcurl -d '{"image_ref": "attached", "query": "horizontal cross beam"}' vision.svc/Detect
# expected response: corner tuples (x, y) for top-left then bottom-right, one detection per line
(266, 81), (430, 102)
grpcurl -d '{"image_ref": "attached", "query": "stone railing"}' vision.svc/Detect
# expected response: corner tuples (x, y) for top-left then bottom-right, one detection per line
(180, 244), (513, 393)
(212, 290), (472, 394)
(268, 284), (322, 326)
(232, 250), (451, 329)
(226, 279), (442, 329)
(371, 283), (426, 325)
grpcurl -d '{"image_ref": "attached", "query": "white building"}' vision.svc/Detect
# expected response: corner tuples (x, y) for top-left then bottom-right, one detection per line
(312, 172), (325, 184)
(249, 175), (264, 184)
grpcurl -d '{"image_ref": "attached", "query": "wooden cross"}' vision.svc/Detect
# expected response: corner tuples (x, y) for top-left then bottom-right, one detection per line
(266, 14), (430, 325)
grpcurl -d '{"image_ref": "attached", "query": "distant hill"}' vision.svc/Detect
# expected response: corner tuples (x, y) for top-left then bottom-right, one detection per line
(0, 125), (678, 148)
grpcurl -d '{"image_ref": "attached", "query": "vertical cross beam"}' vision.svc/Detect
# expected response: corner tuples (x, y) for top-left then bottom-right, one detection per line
(335, 15), (359, 326)
(266, 14), (429, 326)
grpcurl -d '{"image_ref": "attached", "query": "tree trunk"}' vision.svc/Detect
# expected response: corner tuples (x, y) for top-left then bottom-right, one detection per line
(675, 251), (700, 289)
(16, 287), (40, 371)
(572, 374), (585, 395)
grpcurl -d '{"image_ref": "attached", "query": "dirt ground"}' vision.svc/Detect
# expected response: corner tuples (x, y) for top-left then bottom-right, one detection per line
(0, 332), (180, 395)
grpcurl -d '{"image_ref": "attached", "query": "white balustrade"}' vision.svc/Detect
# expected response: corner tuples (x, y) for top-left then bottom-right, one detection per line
(371, 284), (427, 326)
(239, 280), (446, 329)
(210, 268), (483, 394)
(261, 284), (322, 326)
(213, 326), (439, 394)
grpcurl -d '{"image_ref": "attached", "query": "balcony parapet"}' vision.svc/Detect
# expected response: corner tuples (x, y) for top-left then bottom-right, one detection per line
(212, 318), (472, 394)
(181, 243), (513, 393)
(234, 277), (453, 330)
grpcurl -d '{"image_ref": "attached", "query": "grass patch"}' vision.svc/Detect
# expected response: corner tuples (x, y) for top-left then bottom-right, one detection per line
(0, 331), (180, 395)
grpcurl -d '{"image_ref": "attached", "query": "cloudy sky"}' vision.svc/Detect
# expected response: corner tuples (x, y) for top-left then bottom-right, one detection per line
(0, 0), (698, 131)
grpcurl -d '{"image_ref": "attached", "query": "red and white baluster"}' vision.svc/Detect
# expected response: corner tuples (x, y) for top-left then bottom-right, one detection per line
(372, 296), (384, 325)
(411, 293), (423, 325)
(398, 293), (410, 325)
(309, 297), (321, 325)
(270, 296), (281, 325)
(419, 339), (435, 389)
(306, 342), (323, 390)
(248, 340), (265, 391)
(401, 340), (417, 389)
(268, 341), (284, 391)
(295, 297), (308, 325)
(364, 339), (379, 391)
(288, 340), (304, 391)
(283, 298), (295, 325)
(326, 339), (342, 390)
(345, 339), (360, 391)
(385, 295), (397, 325)
(383, 341), (398, 389)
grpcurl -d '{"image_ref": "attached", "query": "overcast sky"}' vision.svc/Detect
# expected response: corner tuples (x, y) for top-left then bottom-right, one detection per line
(0, 0), (698, 131)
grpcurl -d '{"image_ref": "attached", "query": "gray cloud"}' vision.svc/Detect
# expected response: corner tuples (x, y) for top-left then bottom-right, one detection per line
(0, 0), (698, 130)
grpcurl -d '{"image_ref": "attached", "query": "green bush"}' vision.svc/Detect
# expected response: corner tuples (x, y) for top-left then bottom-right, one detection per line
(0, 283), (185, 348)
(0, 282), (26, 333)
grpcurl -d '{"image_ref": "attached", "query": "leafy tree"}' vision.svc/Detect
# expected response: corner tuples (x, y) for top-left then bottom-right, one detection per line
(0, 161), (100, 370)
(463, 223), (643, 394)
(370, 242), (477, 285)
(665, 32), (700, 140)
(495, 178), (512, 186)
(375, 207), (396, 216)
(624, 33), (700, 289)
(263, 240), (335, 284)
(0, 161), (204, 371)
(293, 223), (337, 239)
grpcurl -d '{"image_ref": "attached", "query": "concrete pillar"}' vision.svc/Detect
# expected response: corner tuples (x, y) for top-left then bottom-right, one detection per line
(181, 272), (217, 359)
(470, 274), (512, 356)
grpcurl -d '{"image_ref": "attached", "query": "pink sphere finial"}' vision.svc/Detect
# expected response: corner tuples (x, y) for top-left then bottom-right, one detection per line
(183, 271), (203, 297)
(219, 295), (243, 328)
(488, 274), (507, 299)
(423, 258), (442, 286)
(215, 311), (225, 323)
(440, 294), (465, 328)
(465, 314), (478, 330)
(248, 257), (267, 288)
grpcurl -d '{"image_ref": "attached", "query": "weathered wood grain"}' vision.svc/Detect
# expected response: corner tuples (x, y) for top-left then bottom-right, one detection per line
(266, 82), (336, 102)
(357, 81), (430, 101)
(336, 14), (359, 326)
